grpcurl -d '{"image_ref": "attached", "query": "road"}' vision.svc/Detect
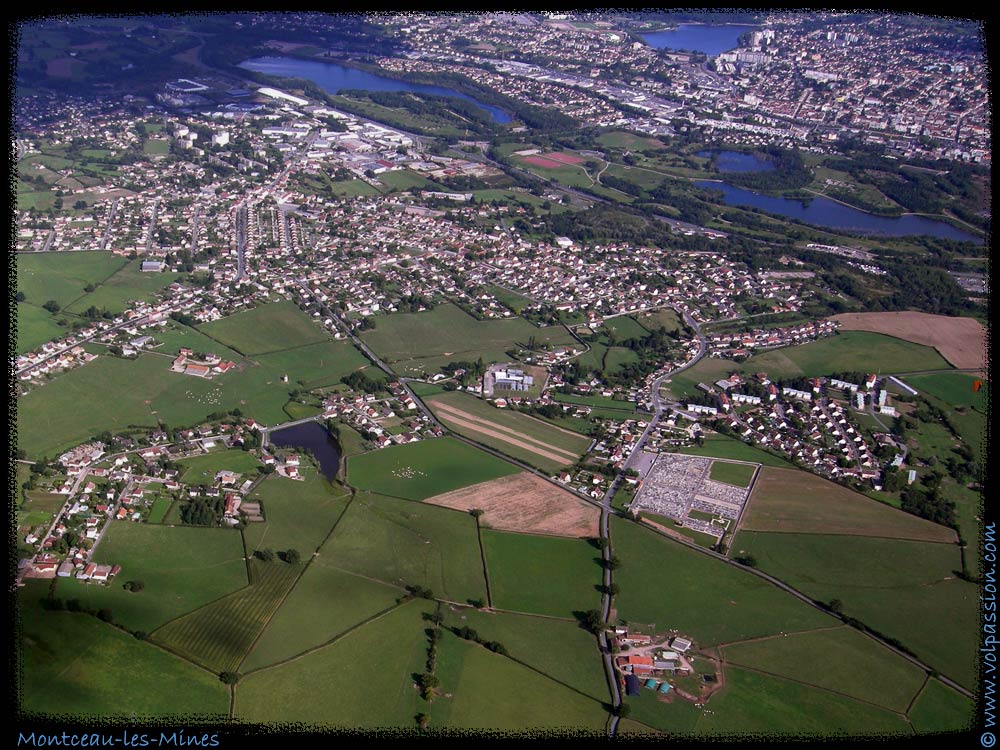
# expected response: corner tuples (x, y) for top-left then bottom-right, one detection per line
(98, 197), (120, 250)
(189, 206), (202, 253)
(143, 198), (160, 254)
(234, 202), (248, 282)
(594, 307), (708, 734)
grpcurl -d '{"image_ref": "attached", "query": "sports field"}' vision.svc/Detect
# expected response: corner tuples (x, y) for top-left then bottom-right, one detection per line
(198, 301), (329, 355)
(152, 559), (302, 673)
(234, 600), (431, 727)
(426, 391), (590, 473)
(425, 472), (599, 538)
(347, 437), (521, 500)
(19, 606), (229, 718)
(321, 491), (488, 604)
(55, 523), (248, 632)
(430, 630), (607, 730)
(740, 466), (958, 542)
(734, 531), (977, 689)
(359, 303), (575, 376)
(481, 530), (602, 618)
(440, 607), (609, 701)
(721, 626), (926, 713)
(241, 566), (402, 673)
(611, 517), (834, 646)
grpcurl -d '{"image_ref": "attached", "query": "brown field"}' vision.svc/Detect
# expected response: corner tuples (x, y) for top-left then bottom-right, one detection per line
(740, 467), (957, 543)
(544, 151), (586, 165)
(424, 472), (599, 537)
(829, 312), (986, 370)
(432, 401), (579, 465)
(521, 155), (567, 169)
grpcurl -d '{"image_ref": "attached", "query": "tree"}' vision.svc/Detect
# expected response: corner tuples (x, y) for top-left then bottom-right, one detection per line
(220, 671), (241, 685)
(614, 703), (632, 718)
(606, 582), (620, 596)
(469, 508), (485, 519)
(43, 300), (61, 313)
(123, 580), (145, 593)
(579, 609), (604, 634)
(415, 713), (430, 730)
(734, 554), (757, 568)
(15, 291), (25, 302)
(255, 548), (275, 562)
(605, 555), (622, 571)
(283, 548), (301, 564)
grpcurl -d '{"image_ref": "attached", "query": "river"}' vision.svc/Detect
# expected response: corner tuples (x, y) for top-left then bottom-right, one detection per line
(268, 421), (342, 481)
(239, 56), (512, 123)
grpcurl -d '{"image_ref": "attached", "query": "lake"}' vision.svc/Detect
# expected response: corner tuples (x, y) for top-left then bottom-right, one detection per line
(693, 180), (983, 243)
(697, 149), (775, 173)
(641, 23), (759, 56)
(239, 56), (512, 123)
(268, 421), (342, 481)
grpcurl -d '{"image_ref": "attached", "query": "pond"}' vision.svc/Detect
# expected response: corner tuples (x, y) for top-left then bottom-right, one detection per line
(697, 149), (775, 173)
(268, 421), (342, 481)
(640, 23), (759, 56)
(693, 180), (983, 242)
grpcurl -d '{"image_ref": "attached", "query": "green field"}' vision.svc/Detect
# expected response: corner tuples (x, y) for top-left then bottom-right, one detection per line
(741, 466), (958, 542)
(695, 666), (912, 737)
(907, 678), (976, 733)
(708, 460), (756, 488)
(234, 600), (431, 726)
(360, 303), (575, 376)
(146, 496), (172, 524)
(63, 259), (185, 315)
(484, 284), (535, 314)
(347, 437), (520, 500)
(906, 373), (987, 411)
(678, 434), (795, 468)
(198, 301), (329, 355)
(177, 448), (261, 485)
(426, 391), (591, 473)
(481, 530), (602, 619)
(738, 331), (951, 379)
(17, 335), (376, 458)
(321, 491), (488, 603)
(611, 518), (834, 646)
(668, 333), (951, 397)
(15, 302), (66, 354)
(19, 603), (229, 718)
(16, 250), (126, 309)
(152, 558), (302, 673)
(144, 322), (243, 360)
(722, 626), (926, 713)
(241, 565), (403, 672)
(241, 465), (352, 558)
(624, 688), (703, 734)
(440, 607), (608, 701)
(734, 531), (977, 689)
(602, 315), (649, 341)
(635, 307), (682, 334)
(431, 629), (608, 730)
(552, 392), (636, 412)
(55, 523), (248, 632)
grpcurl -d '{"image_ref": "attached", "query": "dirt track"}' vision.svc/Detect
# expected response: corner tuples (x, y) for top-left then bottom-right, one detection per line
(431, 402), (578, 465)
(829, 311), (987, 370)
(425, 472), (599, 537)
